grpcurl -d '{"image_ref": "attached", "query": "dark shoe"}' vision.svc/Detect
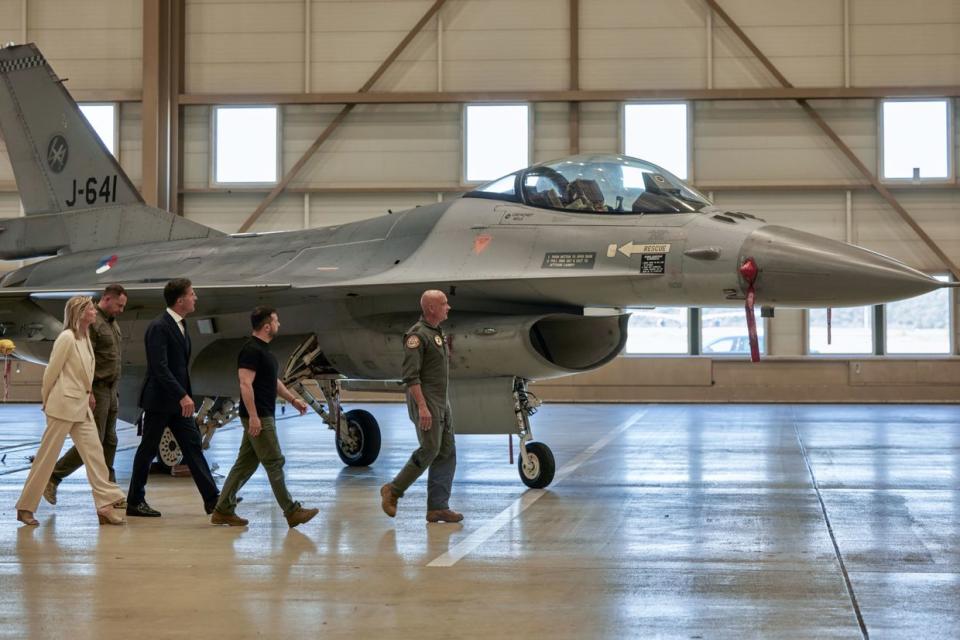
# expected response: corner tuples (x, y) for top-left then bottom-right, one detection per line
(380, 483), (398, 518)
(126, 502), (161, 517)
(210, 511), (248, 526)
(43, 480), (58, 505)
(285, 507), (319, 529)
(426, 509), (464, 523)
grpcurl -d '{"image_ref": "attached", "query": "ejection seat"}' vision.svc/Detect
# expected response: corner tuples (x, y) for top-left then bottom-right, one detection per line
(565, 178), (606, 212)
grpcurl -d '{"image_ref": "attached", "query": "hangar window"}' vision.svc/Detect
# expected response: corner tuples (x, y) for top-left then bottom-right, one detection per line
(700, 308), (766, 356)
(213, 106), (279, 184)
(880, 99), (951, 181)
(625, 308), (689, 354)
(807, 306), (874, 355)
(79, 103), (117, 156)
(464, 104), (530, 183)
(885, 274), (952, 354)
(622, 102), (689, 179)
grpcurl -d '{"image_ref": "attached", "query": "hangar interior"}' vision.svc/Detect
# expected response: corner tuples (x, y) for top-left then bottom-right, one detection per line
(0, 0), (956, 402)
(0, 1), (958, 639)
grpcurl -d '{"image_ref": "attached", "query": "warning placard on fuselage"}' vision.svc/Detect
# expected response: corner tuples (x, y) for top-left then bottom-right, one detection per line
(640, 253), (666, 274)
(542, 252), (596, 269)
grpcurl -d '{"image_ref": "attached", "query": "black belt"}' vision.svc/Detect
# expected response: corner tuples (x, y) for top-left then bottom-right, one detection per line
(92, 379), (118, 388)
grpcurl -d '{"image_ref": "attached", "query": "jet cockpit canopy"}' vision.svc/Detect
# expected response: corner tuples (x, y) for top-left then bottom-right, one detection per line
(465, 154), (712, 215)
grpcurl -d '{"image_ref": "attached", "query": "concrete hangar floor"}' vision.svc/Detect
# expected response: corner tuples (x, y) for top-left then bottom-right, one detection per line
(0, 402), (957, 639)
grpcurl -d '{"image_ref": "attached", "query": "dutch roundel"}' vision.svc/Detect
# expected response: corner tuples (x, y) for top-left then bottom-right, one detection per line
(95, 254), (118, 274)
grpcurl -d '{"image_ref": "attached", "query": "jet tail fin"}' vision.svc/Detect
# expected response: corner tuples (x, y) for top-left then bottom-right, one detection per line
(0, 43), (142, 214)
(0, 43), (223, 259)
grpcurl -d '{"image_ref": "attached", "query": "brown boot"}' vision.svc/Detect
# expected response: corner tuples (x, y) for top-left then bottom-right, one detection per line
(210, 511), (249, 526)
(426, 509), (464, 523)
(380, 483), (399, 517)
(43, 480), (58, 505)
(285, 507), (319, 529)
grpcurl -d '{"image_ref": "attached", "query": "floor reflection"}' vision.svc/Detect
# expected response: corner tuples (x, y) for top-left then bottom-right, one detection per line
(0, 403), (957, 638)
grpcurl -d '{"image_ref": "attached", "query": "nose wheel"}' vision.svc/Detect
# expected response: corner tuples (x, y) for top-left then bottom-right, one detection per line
(518, 441), (555, 489)
(512, 378), (556, 488)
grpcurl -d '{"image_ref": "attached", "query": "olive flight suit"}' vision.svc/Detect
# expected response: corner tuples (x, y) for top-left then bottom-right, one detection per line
(390, 317), (456, 511)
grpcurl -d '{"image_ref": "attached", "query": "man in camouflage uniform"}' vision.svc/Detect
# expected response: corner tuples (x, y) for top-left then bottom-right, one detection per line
(44, 284), (127, 504)
(380, 290), (463, 523)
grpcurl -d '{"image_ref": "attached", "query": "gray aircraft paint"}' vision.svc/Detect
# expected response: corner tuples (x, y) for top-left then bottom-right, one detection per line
(0, 44), (950, 433)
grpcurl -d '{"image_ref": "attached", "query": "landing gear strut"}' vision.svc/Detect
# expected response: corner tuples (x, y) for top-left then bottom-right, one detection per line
(283, 336), (381, 467)
(513, 378), (555, 488)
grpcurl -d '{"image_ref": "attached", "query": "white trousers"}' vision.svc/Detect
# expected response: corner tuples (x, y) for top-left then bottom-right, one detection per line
(16, 415), (126, 512)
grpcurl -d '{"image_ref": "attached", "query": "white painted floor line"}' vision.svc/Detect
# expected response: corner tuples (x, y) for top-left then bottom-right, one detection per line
(427, 407), (652, 568)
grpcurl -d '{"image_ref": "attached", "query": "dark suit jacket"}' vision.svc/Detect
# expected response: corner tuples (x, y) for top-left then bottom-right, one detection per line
(139, 311), (192, 413)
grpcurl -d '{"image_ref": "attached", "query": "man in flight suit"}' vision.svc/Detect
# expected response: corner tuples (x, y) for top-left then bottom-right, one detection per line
(380, 290), (463, 523)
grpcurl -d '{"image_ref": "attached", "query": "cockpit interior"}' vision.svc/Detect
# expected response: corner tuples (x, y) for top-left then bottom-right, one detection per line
(464, 154), (712, 215)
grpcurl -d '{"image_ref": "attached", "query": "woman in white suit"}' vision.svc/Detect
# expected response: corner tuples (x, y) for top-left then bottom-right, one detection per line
(16, 296), (126, 526)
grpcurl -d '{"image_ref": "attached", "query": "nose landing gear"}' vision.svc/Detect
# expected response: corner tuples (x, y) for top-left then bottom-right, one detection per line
(513, 378), (555, 489)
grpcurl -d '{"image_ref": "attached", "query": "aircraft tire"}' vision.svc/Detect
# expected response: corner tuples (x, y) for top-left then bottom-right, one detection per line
(518, 441), (555, 488)
(336, 409), (381, 467)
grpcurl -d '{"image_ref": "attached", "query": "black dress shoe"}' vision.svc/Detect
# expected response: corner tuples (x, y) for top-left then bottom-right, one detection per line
(126, 502), (161, 517)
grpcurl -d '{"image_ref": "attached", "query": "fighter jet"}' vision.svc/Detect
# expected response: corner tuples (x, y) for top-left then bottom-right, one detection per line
(0, 44), (951, 488)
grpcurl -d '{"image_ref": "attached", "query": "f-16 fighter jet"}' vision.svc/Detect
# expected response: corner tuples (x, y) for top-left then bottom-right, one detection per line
(0, 44), (951, 487)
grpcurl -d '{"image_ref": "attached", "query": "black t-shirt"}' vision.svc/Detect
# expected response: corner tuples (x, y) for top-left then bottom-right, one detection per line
(237, 336), (278, 418)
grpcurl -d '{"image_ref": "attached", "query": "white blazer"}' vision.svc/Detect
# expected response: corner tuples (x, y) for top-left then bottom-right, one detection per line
(42, 329), (95, 422)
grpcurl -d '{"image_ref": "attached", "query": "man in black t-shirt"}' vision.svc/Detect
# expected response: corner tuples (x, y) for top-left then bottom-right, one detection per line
(211, 307), (319, 528)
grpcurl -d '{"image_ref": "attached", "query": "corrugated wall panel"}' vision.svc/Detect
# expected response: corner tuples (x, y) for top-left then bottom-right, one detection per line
(695, 100), (877, 184)
(578, 102), (619, 154)
(182, 105), (211, 188)
(853, 190), (960, 272)
(283, 104), (460, 185)
(580, 0), (707, 90)
(442, 0), (568, 91)
(184, 192), (303, 233)
(533, 103), (571, 162)
(29, 0), (141, 91)
(851, 0), (960, 86)
(119, 102), (142, 185)
(186, 0), (304, 93)
(310, 193), (439, 228)
(711, 0), (843, 88)
(712, 191), (848, 242)
(309, 0), (438, 92)
(0, 0), (23, 44)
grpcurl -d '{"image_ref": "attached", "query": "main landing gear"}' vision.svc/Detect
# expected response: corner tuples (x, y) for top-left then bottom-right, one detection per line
(282, 336), (381, 467)
(513, 378), (555, 489)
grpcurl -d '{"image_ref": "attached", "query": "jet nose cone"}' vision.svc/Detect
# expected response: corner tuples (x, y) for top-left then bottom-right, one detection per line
(741, 225), (945, 306)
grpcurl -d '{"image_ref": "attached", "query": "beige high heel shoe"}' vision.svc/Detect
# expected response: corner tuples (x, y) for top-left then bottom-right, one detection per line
(96, 505), (125, 525)
(17, 510), (39, 526)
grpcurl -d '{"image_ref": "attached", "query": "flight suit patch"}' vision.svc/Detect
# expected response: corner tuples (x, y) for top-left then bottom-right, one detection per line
(434, 335), (444, 347)
(405, 335), (421, 349)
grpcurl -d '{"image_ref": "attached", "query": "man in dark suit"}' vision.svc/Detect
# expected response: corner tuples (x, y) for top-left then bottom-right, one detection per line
(127, 278), (219, 517)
